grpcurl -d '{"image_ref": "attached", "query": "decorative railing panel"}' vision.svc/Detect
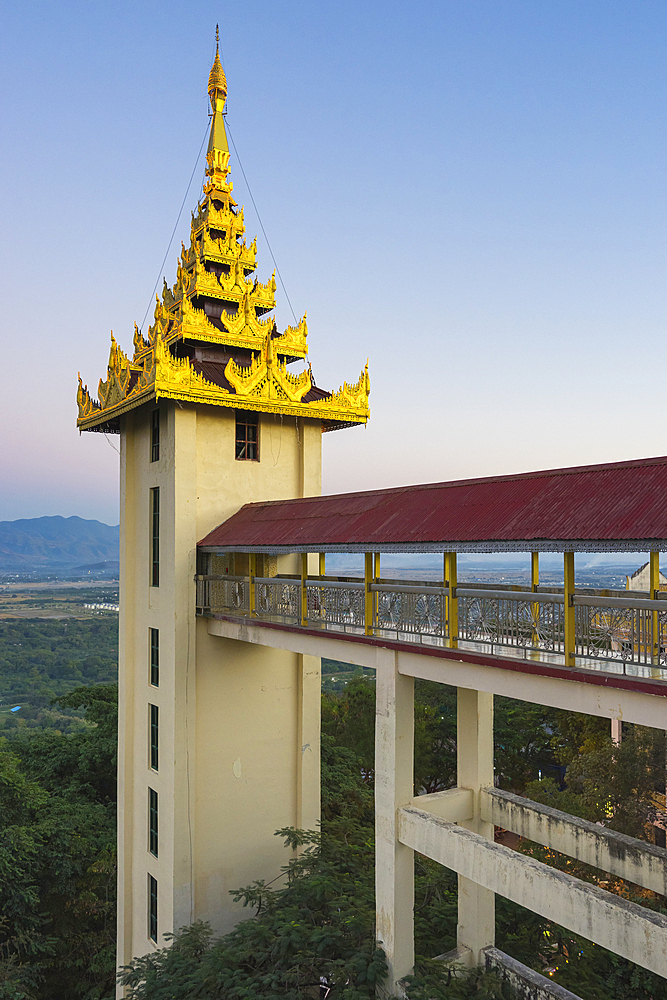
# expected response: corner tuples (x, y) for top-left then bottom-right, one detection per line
(254, 577), (300, 624)
(574, 596), (667, 668)
(372, 584), (446, 639)
(458, 589), (564, 654)
(196, 573), (667, 676)
(305, 580), (365, 630)
(196, 575), (248, 615)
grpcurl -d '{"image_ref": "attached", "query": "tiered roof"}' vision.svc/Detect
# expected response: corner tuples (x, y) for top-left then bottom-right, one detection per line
(77, 34), (370, 433)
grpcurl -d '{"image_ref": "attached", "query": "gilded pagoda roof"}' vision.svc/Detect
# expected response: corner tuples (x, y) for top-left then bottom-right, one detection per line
(77, 40), (370, 434)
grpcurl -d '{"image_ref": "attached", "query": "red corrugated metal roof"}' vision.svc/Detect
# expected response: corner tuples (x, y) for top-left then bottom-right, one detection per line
(198, 455), (667, 553)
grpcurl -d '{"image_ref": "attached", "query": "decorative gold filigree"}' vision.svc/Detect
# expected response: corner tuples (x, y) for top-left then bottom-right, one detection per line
(221, 292), (274, 337)
(77, 374), (99, 419)
(98, 334), (131, 408)
(274, 313), (308, 357)
(224, 334), (312, 402)
(133, 323), (150, 357)
(201, 228), (257, 272)
(77, 43), (370, 433)
(208, 46), (227, 103)
(153, 334), (225, 397)
(318, 362), (371, 416)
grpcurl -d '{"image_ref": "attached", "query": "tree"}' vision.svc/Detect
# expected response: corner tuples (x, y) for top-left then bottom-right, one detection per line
(526, 714), (666, 841)
(0, 686), (118, 1000)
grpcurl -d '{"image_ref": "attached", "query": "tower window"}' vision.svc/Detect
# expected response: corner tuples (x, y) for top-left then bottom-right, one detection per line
(151, 409), (160, 462)
(235, 411), (259, 461)
(150, 628), (159, 686)
(149, 788), (158, 857)
(150, 704), (159, 770)
(148, 874), (158, 942)
(151, 488), (160, 587)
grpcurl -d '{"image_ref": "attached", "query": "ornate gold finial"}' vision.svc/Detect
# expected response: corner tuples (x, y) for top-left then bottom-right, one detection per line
(75, 36), (370, 434)
(208, 26), (227, 107)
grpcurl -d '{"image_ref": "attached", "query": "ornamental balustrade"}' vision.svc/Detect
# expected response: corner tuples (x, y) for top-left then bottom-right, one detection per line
(195, 569), (667, 676)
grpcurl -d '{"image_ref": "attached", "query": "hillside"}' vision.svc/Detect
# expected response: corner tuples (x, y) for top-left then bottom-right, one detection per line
(0, 516), (119, 572)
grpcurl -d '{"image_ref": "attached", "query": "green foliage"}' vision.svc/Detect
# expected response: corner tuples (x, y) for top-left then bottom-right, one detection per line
(321, 735), (373, 829)
(405, 962), (514, 999)
(120, 719), (507, 999)
(495, 895), (667, 1000)
(413, 854), (457, 957)
(565, 725), (665, 839)
(550, 709), (610, 766)
(120, 738), (386, 999)
(10, 684), (118, 808)
(412, 682), (457, 794)
(526, 716), (666, 841)
(321, 675), (376, 779)
(322, 676), (556, 798)
(493, 698), (556, 793)
(321, 659), (375, 695)
(0, 686), (117, 1000)
(0, 619), (117, 733)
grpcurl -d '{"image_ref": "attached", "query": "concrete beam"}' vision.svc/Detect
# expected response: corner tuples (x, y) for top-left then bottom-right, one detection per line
(398, 806), (667, 979)
(482, 787), (667, 896)
(483, 947), (583, 1000)
(207, 618), (666, 729)
(396, 647), (667, 731)
(409, 788), (473, 824)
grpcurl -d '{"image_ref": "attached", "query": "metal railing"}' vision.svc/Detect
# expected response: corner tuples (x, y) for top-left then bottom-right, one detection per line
(372, 583), (446, 640)
(458, 588), (565, 654)
(306, 579), (365, 631)
(254, 577), (301, 624)
(195, 573), (667, 675)
(196, 575), (248, 615)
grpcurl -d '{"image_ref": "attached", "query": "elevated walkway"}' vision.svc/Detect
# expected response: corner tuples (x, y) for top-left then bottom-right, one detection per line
(197, 455), (667, 994)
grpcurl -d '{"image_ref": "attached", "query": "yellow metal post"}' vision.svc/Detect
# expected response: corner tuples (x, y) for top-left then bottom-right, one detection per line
(374, 552), (381, 622)
(365, 552), (374, 636)
(448, 552), (458, 649)
(444, 553), (449, 641)
(301, 553), (308, 626)
(531, 551), (539, 646)
(563, 552), (575, 666)
(248, 553), (256, 617)
(319, 552), (326, 577)
(650, 551), (660, 665)
(531, 551), (539, 589)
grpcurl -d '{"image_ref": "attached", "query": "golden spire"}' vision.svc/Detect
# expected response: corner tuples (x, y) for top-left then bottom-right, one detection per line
(207, 25), (229, 162)
(208, 25), (227, 106)
(75, 34), (370, 434)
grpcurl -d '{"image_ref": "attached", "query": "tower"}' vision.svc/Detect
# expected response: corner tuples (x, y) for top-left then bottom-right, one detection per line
(77, 34), (369, 982)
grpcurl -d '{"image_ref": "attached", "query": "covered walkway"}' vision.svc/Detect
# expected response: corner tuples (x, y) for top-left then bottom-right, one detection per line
(197, 455), (667, 996)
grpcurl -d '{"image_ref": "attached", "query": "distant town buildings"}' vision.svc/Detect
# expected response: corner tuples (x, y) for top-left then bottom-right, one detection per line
(626, 561), (667, 591)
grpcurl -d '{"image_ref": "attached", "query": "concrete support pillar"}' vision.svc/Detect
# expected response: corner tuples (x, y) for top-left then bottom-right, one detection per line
(456, 687), (495, 964)
(375, 650), (414, 995)
(296, 654), (321, 831)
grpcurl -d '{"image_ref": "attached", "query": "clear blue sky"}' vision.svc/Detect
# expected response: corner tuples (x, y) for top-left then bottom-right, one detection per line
(1, 1), (665, 525)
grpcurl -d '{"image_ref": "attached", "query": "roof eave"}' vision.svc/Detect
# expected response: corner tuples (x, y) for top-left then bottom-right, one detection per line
(198, 538), (667, 555)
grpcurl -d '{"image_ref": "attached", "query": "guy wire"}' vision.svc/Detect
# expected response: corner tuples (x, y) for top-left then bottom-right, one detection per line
(225, 119), (299, 326)
(140, 121), (210, 333)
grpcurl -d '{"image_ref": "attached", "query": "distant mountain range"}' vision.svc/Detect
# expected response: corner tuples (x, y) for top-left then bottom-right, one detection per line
(0, 516), (119, 574)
